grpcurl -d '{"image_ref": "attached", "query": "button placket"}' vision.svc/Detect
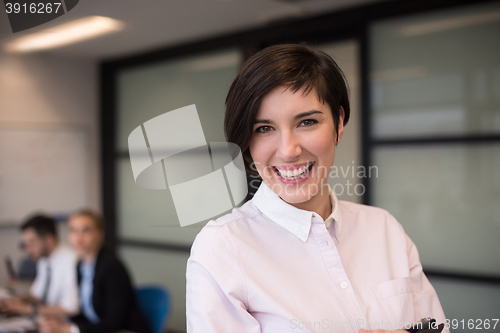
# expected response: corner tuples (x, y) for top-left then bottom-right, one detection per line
(311, 222), (368, 332)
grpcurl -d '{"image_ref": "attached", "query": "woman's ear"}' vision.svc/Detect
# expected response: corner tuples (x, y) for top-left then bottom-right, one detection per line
(335, 106), (345, 145)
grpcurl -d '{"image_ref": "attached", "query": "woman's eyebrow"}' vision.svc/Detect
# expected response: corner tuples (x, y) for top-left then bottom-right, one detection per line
(293, 110), (323, 120)
(254, 110), (323, 125)
(254, 118), (274, 125)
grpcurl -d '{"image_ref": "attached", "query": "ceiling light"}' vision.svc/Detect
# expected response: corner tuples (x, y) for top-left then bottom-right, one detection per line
(4, 16), (124, 53)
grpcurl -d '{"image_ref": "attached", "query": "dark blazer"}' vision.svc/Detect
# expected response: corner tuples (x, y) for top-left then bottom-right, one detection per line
(70, 249), (151, 333)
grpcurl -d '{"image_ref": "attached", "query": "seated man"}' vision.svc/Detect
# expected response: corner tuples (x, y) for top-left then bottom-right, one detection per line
(17, 256), (38, 280)
(1, 214), (79, 317)
(40, 210), (151, 333)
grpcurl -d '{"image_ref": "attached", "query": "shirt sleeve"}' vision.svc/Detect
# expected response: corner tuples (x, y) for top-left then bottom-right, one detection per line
(58, 253), (80, 315)
(186, 225), (261, 333)
(405, 233), (451, 333)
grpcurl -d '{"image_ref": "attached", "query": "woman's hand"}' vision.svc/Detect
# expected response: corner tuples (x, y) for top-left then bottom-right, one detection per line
(39, 316), (71, 333)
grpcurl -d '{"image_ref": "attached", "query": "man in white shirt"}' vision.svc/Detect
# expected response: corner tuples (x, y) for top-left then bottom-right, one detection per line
(0, 215), (79, 317)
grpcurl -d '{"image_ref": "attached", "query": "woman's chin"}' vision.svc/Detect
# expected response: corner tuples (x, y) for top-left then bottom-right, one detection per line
(266, 183), (315, 204)
(74, 247), (89, 256)
(264, 176), (326, 205)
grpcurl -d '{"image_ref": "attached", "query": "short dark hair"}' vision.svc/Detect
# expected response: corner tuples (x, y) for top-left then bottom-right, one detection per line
(224, 43), (350, 175)
(21, 214), (57, 239)
(71, 209), (105, 232)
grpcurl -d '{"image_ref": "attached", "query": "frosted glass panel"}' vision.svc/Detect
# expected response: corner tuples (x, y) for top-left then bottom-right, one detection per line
(117, 48), (241, 150)
(370, 2), (500, 138)
(428, 276), (500, 332)
(116, 158), (206, 243)
(118, 246), (189, 332)
(372, 144), (500, 275)
(115, 48), (242, 242)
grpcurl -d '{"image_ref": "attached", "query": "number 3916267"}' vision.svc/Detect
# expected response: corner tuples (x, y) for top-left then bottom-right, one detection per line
(5, 2), (62, 14)
(445, 319), (498, 330)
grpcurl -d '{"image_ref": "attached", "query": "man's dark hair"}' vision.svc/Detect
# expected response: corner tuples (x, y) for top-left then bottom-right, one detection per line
(21, 214), (57, 239)
(224, 43), (350, 175)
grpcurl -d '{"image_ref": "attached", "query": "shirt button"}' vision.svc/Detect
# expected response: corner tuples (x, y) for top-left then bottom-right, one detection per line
(340, 282), (348, 289)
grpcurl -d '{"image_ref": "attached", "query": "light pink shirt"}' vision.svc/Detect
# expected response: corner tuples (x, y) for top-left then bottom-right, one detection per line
(186, 181), (449, 333)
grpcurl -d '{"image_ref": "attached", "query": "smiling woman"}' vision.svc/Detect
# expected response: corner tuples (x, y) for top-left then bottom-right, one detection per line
(186, 43), (449, 333)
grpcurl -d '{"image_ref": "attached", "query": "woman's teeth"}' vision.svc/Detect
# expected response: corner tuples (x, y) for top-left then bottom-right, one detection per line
(276, 163), (312, 180)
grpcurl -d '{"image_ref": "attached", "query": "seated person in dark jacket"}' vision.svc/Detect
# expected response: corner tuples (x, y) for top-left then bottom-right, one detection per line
(40, 210), (151, 333)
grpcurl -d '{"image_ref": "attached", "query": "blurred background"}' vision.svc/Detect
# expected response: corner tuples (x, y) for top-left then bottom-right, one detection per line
(0, 0), (499, 332)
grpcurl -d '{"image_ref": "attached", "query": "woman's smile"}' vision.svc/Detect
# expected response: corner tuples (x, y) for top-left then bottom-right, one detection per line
(272, 161), (315, 184)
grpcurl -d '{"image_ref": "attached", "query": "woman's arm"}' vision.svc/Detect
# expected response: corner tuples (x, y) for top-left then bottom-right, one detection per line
(405, 233), (450, 333)
(186, 226), (261, 333)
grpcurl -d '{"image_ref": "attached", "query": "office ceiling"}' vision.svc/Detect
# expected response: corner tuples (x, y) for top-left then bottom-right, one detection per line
(0, 0), (384, 60)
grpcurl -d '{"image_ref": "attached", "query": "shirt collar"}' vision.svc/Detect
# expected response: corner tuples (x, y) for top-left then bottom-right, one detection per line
(252, 181), (342, 242)
(325, 185), (342, 241)
(46, 244), (62, 263)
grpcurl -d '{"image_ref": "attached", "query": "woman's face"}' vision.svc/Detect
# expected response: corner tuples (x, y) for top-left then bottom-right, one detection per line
(68, 215), (103, 257)
(249, 85), (344, 205)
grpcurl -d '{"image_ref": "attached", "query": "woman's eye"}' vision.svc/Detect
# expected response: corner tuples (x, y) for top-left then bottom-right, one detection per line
(300, 119), (318, 127)
(256, 126), (273, 133)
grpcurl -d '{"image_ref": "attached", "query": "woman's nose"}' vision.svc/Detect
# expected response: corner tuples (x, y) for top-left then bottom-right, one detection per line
(275, 132), (302, 161)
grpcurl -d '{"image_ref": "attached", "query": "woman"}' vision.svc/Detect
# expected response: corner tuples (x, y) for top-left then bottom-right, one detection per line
(186, 44), (449, 333)
(40, 210), (151, 333)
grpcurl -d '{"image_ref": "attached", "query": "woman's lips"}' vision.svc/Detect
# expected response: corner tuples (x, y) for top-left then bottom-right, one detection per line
(272, 161), (315, 184)
(273, 161), (312, 171)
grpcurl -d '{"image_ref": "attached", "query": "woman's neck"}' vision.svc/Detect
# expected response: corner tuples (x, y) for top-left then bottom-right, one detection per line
(82, 249), (99, 265)
(290, 183), (332, 221)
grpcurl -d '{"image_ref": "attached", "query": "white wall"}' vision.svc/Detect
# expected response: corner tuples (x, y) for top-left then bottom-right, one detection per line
(0, 51), (99, 281)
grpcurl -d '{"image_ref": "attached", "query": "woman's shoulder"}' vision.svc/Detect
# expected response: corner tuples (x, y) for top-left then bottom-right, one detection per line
(338, 199), (393, 216)
(95, 250), (128, 275)
(337, 199), (405, 232)
(205, 198), (262, 228)
(191, 199), (262, 247)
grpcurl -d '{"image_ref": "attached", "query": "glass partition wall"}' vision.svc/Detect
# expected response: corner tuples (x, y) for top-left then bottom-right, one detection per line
(368, 2), (500, 328)
(116, 48), (241, 244)
(114, 48), (242, 331)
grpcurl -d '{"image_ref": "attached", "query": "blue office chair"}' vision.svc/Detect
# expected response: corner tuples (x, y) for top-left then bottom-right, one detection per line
(136, 286), (171, 333)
